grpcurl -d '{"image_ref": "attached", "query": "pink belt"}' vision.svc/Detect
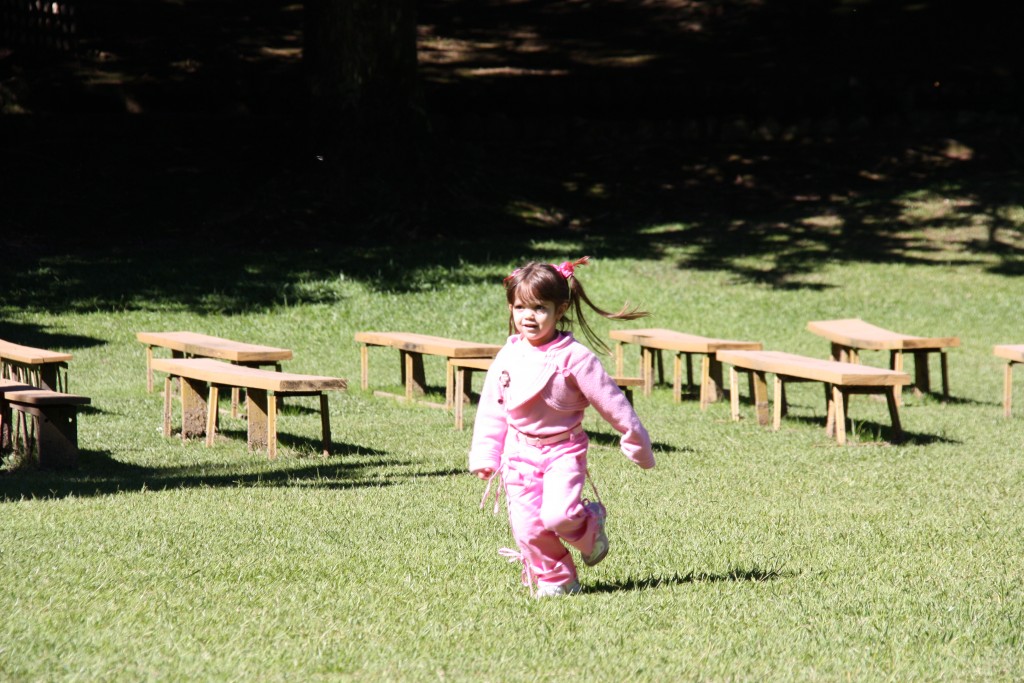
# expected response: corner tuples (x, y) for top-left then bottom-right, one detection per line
(513, 424), (584, 447)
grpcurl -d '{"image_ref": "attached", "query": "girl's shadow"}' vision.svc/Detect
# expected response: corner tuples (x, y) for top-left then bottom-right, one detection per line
(587, 565), (791, 594)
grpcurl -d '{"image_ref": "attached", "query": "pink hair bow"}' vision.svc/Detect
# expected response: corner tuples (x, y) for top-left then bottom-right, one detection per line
(553, 255), (590, 279)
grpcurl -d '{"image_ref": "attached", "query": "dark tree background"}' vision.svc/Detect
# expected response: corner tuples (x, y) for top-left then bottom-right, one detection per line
(1, 0), (1021, 252)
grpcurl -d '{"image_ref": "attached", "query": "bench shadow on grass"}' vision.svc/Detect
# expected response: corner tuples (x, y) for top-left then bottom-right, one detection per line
(773, 414), (960, 446)
(0, 444), (464, 501)
(588, 565), (794, 594)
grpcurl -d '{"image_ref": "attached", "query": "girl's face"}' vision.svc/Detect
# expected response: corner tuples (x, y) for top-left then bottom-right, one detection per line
(510, 295), (568, 346)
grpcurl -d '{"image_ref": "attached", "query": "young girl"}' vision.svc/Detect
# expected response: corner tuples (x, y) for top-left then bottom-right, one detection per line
(469, 256), (656, 598)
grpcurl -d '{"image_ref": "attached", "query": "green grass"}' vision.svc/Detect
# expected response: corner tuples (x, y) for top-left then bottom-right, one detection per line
(2, 226), (1024, 681)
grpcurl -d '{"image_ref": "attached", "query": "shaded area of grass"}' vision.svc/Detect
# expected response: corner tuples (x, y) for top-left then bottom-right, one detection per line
(3, 1), (1023, 292)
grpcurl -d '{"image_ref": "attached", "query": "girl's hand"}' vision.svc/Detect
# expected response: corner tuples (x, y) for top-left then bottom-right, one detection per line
(475, 468), (494, 480)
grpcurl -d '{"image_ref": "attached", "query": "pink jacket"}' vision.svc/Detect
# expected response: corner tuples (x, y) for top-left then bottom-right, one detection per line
(469, 332), (655, 474)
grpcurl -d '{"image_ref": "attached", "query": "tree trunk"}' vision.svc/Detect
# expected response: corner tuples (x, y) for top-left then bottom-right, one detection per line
(304, 0), (420, 166)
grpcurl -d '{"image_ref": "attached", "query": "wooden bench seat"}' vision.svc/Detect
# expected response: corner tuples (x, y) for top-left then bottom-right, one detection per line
(993, 344), (1024, 418)
(717, 349), (911, 445)
(446, 356), (644, 430)
(609, 328), (762, 408)
(806, 318), (959, 403)
(0, 338), (73, 392)
(151, 357), (346, 459)
(137, 331), (294, 417)
(0, 378), (90, 468)
(355, 332), (501, 408)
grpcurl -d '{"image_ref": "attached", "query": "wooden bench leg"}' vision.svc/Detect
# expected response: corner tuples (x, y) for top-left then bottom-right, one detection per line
(832, 385), (847, 445)
(729, 366), (741, 421)
(163, 376), (173, 437)
(885, 387), (903, 443)
(247, 388), (270, 455)
(1004, 361), (1014, 418)
(0, 398), (10, 452)
(35, 365), (59, 392)
(641, 347), (654, 397)
(913, 350), (931, 397)
(672, 353), (682, 404)
(825, 383), (835, 437)
(699, 355), (711, 410)
(10, 403), (80, 468)
(205, 385), (219, 447)
(940, 350), (950, 399)
(753, 370), (770, 426)
(180, 377), (208, 441)
(614, 341), (625, 376)
(145, 345), (154, 393)
(401, 350), (427, 400)
(360, 344), (370, 391)
(320, 393), (331, 456)
(772, 376), (784, 430)
(454, 366), (467, 430)
(890, 350), (904, 405)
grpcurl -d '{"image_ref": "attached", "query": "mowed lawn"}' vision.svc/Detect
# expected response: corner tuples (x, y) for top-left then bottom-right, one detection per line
(2, 226), (1023, 680)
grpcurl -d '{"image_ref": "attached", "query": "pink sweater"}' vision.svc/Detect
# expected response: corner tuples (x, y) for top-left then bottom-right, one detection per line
(469, 332), (655, 474)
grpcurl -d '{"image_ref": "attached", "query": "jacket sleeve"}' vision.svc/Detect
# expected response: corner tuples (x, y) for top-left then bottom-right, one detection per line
(468, 357), (509, 474)
(571, 352), (655, 469)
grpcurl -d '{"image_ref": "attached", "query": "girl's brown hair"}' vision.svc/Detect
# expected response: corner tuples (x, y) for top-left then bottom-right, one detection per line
(503, 257), (648, 353)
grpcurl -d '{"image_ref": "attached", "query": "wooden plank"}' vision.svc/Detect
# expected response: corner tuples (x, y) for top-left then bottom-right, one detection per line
(807, 318), (960, 351)
(0, 339), (73, 365)
(3, 389), (90, 406)
(354, 331), (501, 358)
(151, 358), (346, 393)
(609, 328), (762, 354)
(717, 350), (910, 386)
(994, 344), (1024, 363)
(136, 331), (293, 362)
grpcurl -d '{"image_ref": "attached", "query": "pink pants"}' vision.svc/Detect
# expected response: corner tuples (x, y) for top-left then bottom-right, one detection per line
(501, 430), (600, 589)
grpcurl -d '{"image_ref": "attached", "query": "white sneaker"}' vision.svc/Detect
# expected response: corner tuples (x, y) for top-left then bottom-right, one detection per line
(580, 499), (608, 567)
(535, 580), (582, 598)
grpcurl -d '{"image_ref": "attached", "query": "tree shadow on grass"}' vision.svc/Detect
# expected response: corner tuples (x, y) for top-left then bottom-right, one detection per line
(0, 445), (462, 501)
(588, 564), (793, 594)
(0, 320), (105, 352)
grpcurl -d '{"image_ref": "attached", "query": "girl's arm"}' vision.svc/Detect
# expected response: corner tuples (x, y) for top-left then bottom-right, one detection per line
(572, 353), (655, 469)
(468, 360), (509, 475)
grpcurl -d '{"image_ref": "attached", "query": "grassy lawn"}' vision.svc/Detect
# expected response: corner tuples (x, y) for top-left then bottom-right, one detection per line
(2, 208), (1024, 680)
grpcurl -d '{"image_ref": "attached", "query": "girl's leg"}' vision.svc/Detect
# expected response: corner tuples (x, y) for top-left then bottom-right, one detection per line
(539, 438), (601, 557)
(504, 453), (578, 588)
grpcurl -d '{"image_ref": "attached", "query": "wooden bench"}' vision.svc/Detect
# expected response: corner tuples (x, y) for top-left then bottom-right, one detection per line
(806, 318), (960, 404)
(137, 331), (294, 417)
(354, 332), (501, 408)
(1, 378), (90, 468)
(150, 357), (346, 459)
(717, 349), (911, 445)
(447, 356), (645, 430)
(610, 329), (763, 408)
(993, 345), (1024, 418)
(0, 338), (73, 392)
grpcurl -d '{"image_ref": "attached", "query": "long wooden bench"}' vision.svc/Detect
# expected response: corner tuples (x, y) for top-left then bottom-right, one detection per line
(609, 329), (763, 408)
(993, 344), (1024, 418)
(806, 318), (959, 404)
(354, 332), (501, 408)
(0, 338), (73, 392)
(446, 356), (644, 430)
(151, 357), (346, 459)
(137, 331), (294, 417)
(0, 378), (90, 468)
(717, 349), (911, 445)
